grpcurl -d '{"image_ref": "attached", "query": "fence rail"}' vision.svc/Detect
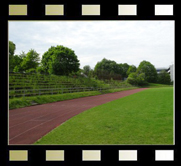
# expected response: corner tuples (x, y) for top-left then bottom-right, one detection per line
(9, 86), (133, 98)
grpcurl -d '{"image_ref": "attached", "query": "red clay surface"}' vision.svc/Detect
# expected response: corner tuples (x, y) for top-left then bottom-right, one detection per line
(9, 88), (148, 144)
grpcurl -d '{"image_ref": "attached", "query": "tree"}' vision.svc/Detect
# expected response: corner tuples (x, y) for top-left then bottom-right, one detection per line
(12, 55), (24, 72)
(21, 49), (40, 71)
(94, 58), (118, 74)
(127, 65), (137, 76)
(119, 63), (130, 78)
(9, 41), (16, 57)
(157, 70), (171, 84)
(41, 45), (80, 75)
(12, 51), (27, 72)
(9, 41), (16, 72)
(94, 58), (122, 80)
(137, 60), (157, 83)
(83, 65), (91, 76)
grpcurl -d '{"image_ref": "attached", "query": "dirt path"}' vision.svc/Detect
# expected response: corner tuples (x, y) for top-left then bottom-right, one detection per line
(9, 88), (148, 144)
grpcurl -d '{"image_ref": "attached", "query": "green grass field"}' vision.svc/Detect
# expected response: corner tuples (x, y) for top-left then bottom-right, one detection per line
(34, 87), (174, 145)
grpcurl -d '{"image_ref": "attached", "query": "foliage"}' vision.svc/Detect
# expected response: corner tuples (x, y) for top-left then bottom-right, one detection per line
(41, 45), (80, 75)
(127, 72), (148, 86)
(36, 65), (45, 74)
(9, 42), (40, 73)
(137, 60), (157, 83)
(94, 69), (122, 80)
(94, 58), (122, 80)
(9, 41), (16, 72)
(9, 87), (137, 110)
(26, 68), (37, 73)
(11, 55), (24, 72)
(119, 63), (130, 78)
(126, 72), (137, 85)
(9, 41), (172, 87)
(127, 65), (137, 76)
(157, 70), (171, 84)
(9, 91), (101, 109)
(21, 49), (40, 71)
(68, 69), (83, 78)
(13, 65), (20, 72)
(9, 41), (16, 57)
(136, 73), (148, 86)
(82, 65), (92, 77)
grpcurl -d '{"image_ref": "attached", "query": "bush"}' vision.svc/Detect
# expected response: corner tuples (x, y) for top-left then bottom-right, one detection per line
(157, 70), (171, 85)
(136, 73), (148, 86)
(36, 66), (46, 74)
(26, 68), (36, 73)
(127, 72), (148, 86)
(13, 65), (20, 72)
(127, 73), (137, 85)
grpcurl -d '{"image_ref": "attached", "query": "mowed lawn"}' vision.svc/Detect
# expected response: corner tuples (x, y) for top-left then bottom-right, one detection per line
(34, 87), (174, 145)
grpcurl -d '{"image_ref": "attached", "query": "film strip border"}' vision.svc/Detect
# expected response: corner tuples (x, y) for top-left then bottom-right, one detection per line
(8, 149), (175, 162)
(4, 0), (177, 166)
(8, 4), (174, 16)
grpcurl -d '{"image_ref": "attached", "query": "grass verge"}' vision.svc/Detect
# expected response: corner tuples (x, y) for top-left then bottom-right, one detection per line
(34, 87), (173, 145)
(9, 87), (137, 110)
(145, 83), (173, 88)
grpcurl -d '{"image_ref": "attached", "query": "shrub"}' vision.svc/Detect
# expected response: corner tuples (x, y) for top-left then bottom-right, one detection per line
(127, 72), (148, 86)
(157, 70), (171, 85)
(136, 73), (148, 86)
(26, 68), (36, 73)
(127, 72), (137, 85)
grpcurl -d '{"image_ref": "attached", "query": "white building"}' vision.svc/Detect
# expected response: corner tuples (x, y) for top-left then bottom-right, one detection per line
(169, 64), (174, 82)
(156, 64), (174, 82)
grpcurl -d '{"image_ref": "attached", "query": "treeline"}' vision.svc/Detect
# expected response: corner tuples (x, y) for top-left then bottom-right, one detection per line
(84, 58), (171, 86)
(9, 41), (80, 75)
(9, 41), (172, 85)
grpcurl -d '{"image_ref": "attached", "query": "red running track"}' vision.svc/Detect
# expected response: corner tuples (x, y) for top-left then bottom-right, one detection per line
(9, 88), (148, 144)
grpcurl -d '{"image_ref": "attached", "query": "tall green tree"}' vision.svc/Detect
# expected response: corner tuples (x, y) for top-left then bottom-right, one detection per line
(9, 41), (16, 57)
(12, 55), (23, 72)
(137, 60), (157, 83)
(9, 41), (16, 72)
(21, 49), (40, 71)
(94, 58), (122, 80)
(41, 45), (80, 75)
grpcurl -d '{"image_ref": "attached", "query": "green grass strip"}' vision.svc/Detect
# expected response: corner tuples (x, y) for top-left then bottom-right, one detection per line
(34, 87), (173, 145)
(145, 83), (173, 88)
(9, 87), (137, 110)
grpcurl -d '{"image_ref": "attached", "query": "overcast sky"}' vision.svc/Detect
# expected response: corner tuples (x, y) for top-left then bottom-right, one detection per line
(9, 21), (174, 69)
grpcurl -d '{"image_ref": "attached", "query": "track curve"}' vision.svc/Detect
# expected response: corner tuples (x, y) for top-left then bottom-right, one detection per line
(9, 88), (148, 144)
